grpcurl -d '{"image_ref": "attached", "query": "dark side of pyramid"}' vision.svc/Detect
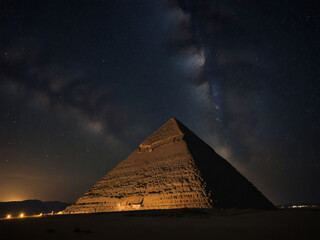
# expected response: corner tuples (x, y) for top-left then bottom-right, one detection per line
(65, 118), (274, 213)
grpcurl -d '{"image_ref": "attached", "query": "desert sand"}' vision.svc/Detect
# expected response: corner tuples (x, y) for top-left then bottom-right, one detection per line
(1, 209), (319, 240)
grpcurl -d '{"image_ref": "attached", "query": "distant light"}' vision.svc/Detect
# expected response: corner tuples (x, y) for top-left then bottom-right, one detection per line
(20, 213), (24, 218)
(7, 214), (11, 219)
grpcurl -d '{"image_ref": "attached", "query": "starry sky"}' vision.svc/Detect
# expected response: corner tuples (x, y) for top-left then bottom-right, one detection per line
(0, 0), (319, 205)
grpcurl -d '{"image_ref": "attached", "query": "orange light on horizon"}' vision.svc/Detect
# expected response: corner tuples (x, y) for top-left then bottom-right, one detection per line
(20, 213), (24, 218)
(7, 214), (11, 219)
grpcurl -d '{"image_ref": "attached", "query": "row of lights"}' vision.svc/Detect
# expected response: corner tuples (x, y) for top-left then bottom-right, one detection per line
(6, 213), (24, 218)
(6, 213), (44, 219)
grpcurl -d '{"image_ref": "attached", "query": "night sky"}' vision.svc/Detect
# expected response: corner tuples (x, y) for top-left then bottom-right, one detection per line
(0, 0), (319, 206)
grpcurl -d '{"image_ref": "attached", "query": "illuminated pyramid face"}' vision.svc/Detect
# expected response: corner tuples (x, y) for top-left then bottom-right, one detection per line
(65, 118), (274, 213)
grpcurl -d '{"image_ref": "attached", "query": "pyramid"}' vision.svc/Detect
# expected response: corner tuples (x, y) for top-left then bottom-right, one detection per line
(64, 118), (274, 213)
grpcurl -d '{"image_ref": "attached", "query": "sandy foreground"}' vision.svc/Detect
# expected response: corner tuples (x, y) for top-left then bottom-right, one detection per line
(0, 209), (319, 240)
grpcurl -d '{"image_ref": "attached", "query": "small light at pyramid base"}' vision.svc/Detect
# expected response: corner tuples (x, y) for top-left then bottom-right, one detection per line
(7, 214), (11, 219)
(19, 213), (24, 218)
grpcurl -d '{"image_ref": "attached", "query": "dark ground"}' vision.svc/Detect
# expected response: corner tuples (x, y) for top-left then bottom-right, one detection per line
(0, 208), (319, 240)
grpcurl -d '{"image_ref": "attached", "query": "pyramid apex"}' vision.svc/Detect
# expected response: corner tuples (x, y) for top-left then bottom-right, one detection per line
(169, 117), (177, 120)
(139, 117), (184, 150)
(167, 117), (178, 122)
(165, 117), (184, 126)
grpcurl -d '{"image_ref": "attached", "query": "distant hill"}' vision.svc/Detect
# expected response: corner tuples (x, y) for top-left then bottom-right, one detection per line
(0, 200), (71, 218)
